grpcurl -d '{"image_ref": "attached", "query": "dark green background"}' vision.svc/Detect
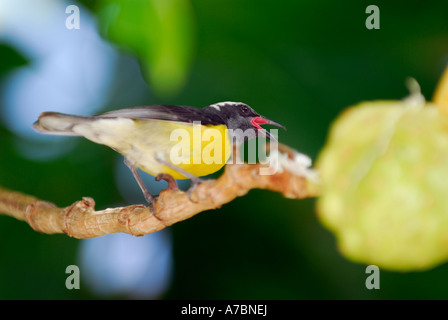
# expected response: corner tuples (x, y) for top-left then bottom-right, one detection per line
(1, 0), (448, 299)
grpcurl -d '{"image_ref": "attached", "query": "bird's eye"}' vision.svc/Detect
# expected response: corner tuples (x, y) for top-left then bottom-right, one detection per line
(241, 105), (249, 114)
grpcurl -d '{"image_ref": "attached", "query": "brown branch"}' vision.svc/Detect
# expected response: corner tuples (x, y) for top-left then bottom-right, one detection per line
(0, 145), (318, 239)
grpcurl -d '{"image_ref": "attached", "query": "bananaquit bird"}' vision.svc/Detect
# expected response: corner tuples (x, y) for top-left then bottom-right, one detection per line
(33, 101), (285, 205)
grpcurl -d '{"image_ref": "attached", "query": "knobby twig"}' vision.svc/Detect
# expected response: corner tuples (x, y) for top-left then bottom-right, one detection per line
(0, 144), (318, 239)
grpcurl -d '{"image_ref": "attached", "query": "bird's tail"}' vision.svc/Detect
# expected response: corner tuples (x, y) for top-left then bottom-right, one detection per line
(33, 112), (93, 136)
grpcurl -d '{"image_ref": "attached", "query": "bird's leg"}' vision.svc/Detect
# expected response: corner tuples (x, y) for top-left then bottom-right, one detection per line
(155, 152), (203, 185)
(124, 157), (156, 211)
(154, 152), (204, 199)
(155, 173), (179, 190)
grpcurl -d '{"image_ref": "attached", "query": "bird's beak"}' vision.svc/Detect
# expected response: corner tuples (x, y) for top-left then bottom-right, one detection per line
(250, 116), (286, 141)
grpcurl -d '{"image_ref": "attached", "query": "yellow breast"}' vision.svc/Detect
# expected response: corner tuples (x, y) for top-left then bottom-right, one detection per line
(131, 120), (232, 179)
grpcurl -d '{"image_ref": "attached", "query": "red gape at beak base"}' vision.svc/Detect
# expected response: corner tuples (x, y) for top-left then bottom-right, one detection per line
(250, 116), (286, 142)
(250, 116), (269, 129)
(251, 116), (286, 130)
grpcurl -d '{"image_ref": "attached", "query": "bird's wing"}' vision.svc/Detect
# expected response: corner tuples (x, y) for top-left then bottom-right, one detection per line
(98, 105), (224, 125)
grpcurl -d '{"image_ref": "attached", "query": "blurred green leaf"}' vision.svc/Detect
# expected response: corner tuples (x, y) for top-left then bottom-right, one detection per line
(97, 0), (195, 97)
(316, 98), (448, 271)
(0, 44), (28, 76)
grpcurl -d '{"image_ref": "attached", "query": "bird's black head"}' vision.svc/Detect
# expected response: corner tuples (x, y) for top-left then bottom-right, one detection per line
(203, 101), (285, 144)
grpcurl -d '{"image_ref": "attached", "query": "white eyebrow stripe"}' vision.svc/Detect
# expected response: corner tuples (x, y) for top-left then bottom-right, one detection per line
(209, 101), (245, 111)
